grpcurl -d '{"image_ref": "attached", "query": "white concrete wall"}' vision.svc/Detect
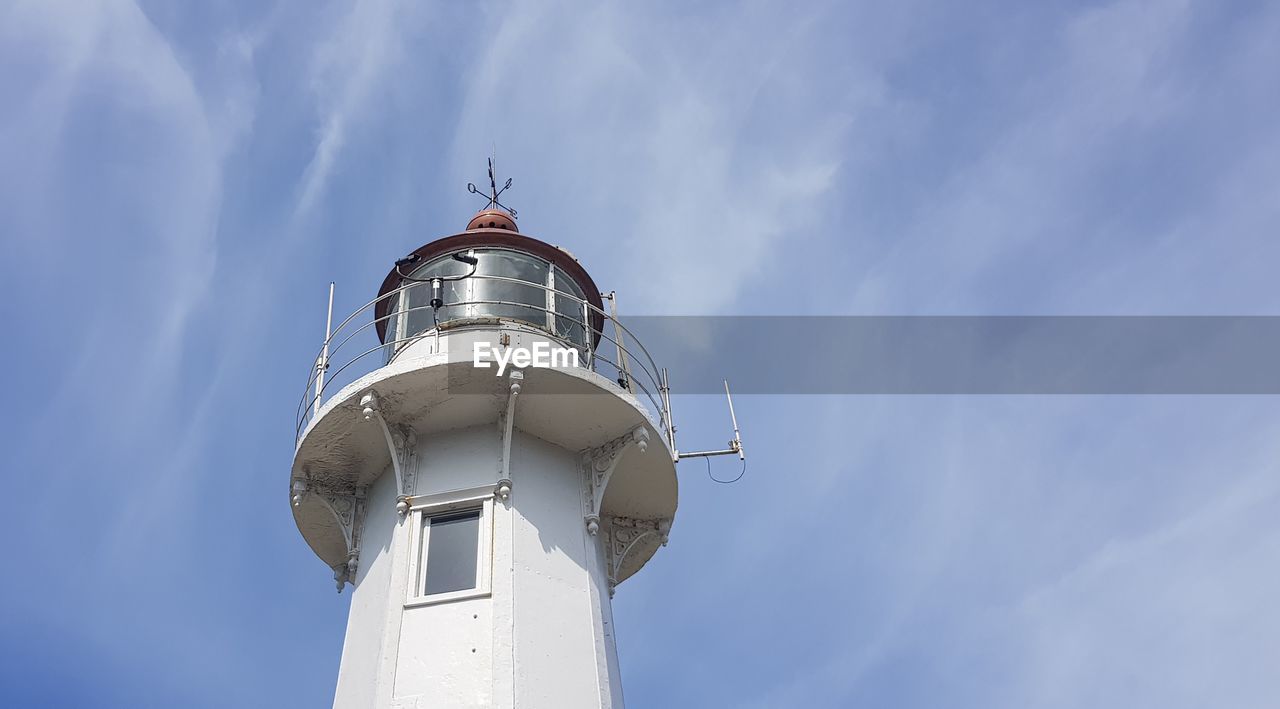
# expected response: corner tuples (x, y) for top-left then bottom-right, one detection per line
(393, 427), (498, 708)
(332, 424), (622, 709)
(333, 465), (398, 707)
(393, 323), (587, 374)
(508, 432), (606, 707)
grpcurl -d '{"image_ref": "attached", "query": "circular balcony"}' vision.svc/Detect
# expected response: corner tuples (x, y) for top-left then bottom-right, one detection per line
(289, 246), (678, 587)
(294, 249), (673, 446)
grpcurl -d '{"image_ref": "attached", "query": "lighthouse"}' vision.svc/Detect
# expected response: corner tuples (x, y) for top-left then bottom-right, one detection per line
(289, 171), (683, 708)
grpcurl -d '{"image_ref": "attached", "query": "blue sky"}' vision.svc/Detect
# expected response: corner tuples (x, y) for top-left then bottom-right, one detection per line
(3, 0), (1280, 706)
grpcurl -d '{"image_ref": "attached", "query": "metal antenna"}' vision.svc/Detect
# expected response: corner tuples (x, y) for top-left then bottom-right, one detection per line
(466, 157), (518, 219)
(675, 379), (746, 462)
(724, 379), (745, 461)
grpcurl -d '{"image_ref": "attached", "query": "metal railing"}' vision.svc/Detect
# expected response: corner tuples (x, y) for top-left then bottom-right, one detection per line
(294, 275), (672, 448)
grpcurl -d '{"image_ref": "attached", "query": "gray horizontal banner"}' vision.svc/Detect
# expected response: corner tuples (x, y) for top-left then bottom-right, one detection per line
(611, 316), (1280, 394)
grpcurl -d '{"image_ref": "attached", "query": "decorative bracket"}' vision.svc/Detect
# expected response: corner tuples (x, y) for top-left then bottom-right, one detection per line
(604, 516), (671, 596)
(581, 426), (649, 535)
(360, 390), (417, 517)
(497, 370), (523, 503)
(291, 477), (368, 592)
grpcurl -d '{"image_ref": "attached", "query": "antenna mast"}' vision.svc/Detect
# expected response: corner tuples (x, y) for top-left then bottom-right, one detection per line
(673, 379), (746, 462)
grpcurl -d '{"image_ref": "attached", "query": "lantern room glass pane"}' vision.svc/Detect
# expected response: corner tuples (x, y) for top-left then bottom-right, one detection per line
(382, 292), (400, 361)
(393, 247), (589, 353)
(470, 250), (547, 325)
(403, 279), (466, 341)
(553, 265), (588, 348)
(423, 510), (480, 595)
(402, 255), (470, 339)
(410, 254), (472, 280)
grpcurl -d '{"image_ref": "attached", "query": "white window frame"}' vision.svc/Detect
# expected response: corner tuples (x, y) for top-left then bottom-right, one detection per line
(405, 485), (494, 607)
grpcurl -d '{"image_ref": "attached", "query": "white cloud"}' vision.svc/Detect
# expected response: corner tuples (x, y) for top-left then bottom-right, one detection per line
(1009, 459), (1280, 707)
(821, 0), (1280, 318)
(294, 0), (410, 221)
(0, 0), (261, 575)
(445, 1), (879, 312)
(8, 2), (1280, 706)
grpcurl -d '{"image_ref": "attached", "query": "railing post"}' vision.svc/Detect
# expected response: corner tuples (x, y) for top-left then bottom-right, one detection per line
(606, 291), (633, 393)
(582, 299), (593, 368)
(661, 368), (676, 457)
(314, 282), (335, 418)
(298, 276), (673, 450)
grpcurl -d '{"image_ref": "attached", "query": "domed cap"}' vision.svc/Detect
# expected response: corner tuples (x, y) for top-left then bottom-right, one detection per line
(466, 208), (518, 232)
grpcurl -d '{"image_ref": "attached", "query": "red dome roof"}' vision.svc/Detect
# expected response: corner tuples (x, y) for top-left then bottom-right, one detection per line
(466, 209), (517, 232)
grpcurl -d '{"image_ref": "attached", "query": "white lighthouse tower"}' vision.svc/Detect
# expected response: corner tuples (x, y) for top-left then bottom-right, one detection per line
(289, 173), (690, 708)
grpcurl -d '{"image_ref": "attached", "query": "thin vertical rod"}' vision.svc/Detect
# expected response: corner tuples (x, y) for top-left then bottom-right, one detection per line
(606, 291), (633, 393)
(661, 368), (677, 459)
(724, 379), (744, 460)
(581, 299), (593, 367)
(314, 282), (335, 417)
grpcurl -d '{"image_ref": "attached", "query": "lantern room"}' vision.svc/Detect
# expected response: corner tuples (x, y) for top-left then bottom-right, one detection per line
(374, 208), (606, 359)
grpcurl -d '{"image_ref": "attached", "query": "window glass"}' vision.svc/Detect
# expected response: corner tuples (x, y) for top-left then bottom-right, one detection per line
(382, 291), (400, 363)
(402, 256), (469, 339)
(423, 510), (480, 595)
(402, 280), (466, 341)
(390, 248), (588, 353)
(553, 265), (588, 348)
(408, 254), (470, 280)
(470, 250), (548, 326)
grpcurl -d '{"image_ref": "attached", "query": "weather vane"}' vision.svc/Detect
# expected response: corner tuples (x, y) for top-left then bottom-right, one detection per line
(467, 157), (517, 219)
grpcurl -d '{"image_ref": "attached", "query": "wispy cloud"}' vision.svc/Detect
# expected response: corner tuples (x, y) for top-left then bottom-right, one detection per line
(2, 0), (256, 452)
(445, 1), (878, 312)
(6, 1), (1280, 707)
(835, 0), (1280, 316)
(294, 0), (410, 222)
(0, 0), (262, 675)
(1008, 459), (1280, 708)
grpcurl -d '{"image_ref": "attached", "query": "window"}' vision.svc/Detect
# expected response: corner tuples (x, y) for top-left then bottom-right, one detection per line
(470, 250), (548, 326)
(553, 265), (589, 347)
(422, 510), (480, 595)
(406, 490), (493, 606)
